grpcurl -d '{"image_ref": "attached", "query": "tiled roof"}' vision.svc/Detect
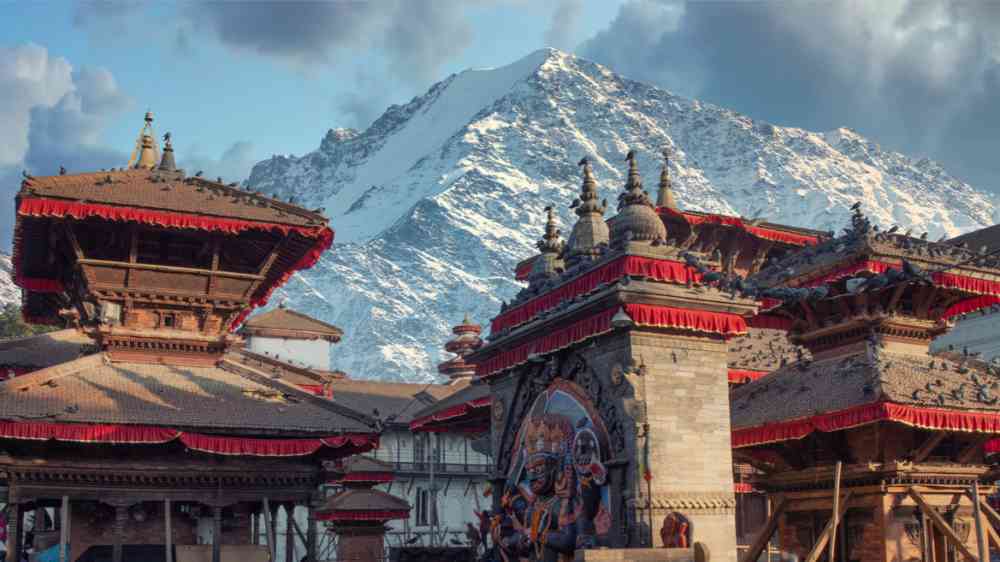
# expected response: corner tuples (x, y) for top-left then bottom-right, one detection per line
(727, 328), (808, 373)
(409, 381), (489, 422)
(227, 349), (343, 388)
(0, 354), (372, 435)
(341, 455), (395, 474)
(0, 330), (96, 370)
(326, 379), (461, 424)
(950, 224), (1000, 252)
(320, 489), (410, 512)
(20, 169), (324, 227)
(242, 307), (343, 340)
(731, 349), (1000, 430)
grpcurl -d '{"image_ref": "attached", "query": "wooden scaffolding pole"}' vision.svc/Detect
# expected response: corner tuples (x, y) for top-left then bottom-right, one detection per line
(59, 496), (69, 562)
(739, 498), (787, 562)
(908, 488), (978, 562)
(263, 498), (276, 562)
(970, 493), (1000, 552)
(828, 462), (843, 562)
(165, 499), (173, 562)
(972, 482), (988, 562)
(803, 490), (853, 562)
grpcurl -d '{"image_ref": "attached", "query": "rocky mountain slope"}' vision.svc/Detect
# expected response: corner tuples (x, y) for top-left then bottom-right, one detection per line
(246, 48), (999, 382)
(0, 254), (19, 308)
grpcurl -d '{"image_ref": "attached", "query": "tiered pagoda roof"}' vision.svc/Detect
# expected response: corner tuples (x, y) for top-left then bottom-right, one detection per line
(0, 114), (377, 461)
(409, 381), (490, 434)
(437, 315), (483, 380)
(726, 328), (807, 384)
(731, 209), (1000, 450)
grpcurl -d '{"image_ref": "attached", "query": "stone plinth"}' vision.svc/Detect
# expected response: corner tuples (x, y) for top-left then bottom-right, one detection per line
(575, 542), (710, 562)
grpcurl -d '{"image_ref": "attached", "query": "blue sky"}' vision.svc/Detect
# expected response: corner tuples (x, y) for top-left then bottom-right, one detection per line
(2, 0), (999, 215)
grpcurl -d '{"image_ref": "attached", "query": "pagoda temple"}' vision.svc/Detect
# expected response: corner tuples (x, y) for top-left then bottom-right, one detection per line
(2, 114), (379, 562)
(731, 208), (1000, 562)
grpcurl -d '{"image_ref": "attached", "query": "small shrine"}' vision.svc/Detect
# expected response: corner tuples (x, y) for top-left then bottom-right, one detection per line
(731, 207), (1000, 562)
(472, 151), (758, 561)
(318, 456), (410, 562)
(2, 113), (378, 562)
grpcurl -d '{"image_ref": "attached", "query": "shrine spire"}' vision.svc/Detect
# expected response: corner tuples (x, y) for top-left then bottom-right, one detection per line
(128, 111), (160, 170)
(656, 148), (678, 210)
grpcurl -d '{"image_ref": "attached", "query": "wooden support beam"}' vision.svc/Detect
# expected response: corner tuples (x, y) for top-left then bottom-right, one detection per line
(803, 491), (853, 562)
(911, 432), (949, 463)
(212, 506), (222, 562)
(6, 500), (20, 562)
(972, 482), (988, 562)
(887, 282), (907, 312)
(285, 504), (295, 562)
(165, 499), (173, 562)
(739, 497), (787, 562)
(305, 505), (317, 562)
(828, 462), (843, 562)
(957, 436), (992, 464)
(970, 493), (1000, 552)
(908, 487), (978, 562)
(112, 504), (127, 562)
(263, 498), (276, 562)
(59, 496), (69, 562)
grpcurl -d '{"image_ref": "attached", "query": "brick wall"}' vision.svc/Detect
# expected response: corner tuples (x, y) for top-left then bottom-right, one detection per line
(334, 528), (384, 562)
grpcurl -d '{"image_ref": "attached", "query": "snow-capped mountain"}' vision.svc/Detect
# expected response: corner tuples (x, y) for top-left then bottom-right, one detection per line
(0, 254), (19, 308)
(246, 48), (999, 382)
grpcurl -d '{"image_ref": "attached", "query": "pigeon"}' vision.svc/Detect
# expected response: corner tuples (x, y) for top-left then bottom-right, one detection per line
(59, 166), (66, 175)
(194, 171), (203, 177)
(570, 198), (581, 209)
(850, 202), (862, 211)
(577, 156), (589, 167)
(920, 232), (928, 240)
(887, 225), (899, 234)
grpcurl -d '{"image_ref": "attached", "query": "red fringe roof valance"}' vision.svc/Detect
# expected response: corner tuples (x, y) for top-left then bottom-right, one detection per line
(14, 197), (334, 331)
(728, 369), (770, 384)
(410, 396), (492, 432)
(660, 208), (821, 247)
(944, 295), (1000, 320)
(17, 197), (330, 238)
(747, 314), (793, 331)
(316, 510), (410, 522)
(800, 259), (1000, 297)
(0, 420), (377, 458)
(733, 401), (1000, 449)
(478, 304), (747, 378)
(331, 472), (396, 484)
(491, 255), (702, 333)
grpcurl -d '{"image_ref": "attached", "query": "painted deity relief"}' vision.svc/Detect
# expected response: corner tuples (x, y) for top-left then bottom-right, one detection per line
(491, 380), (611, 562)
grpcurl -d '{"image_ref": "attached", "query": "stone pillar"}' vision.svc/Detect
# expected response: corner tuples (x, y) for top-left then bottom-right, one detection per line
(629, 331), (738, 562)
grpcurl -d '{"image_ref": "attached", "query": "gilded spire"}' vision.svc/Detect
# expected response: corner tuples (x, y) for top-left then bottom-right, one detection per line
(158, 132), (177, 172)
(656, 148), (678, 210)
(129, 111), (160, 170)
(536, 205), (563, 254)
(611, 149), (666, 246)
(565, 156), (610, 265)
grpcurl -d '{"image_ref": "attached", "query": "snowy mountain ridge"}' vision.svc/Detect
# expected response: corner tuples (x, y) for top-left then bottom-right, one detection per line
(246, 48), (999, 382)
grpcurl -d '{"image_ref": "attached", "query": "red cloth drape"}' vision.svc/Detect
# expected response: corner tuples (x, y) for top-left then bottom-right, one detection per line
(0, 420), (377, 457)
(410, 396), (492, 432)
(0, 421), (178, 443)
(659, 208), (820, 246)
(800, 259), (1000, 297)
(478, 304), (747, 378)
(733, 401), (1000, 448)
(728, 369), (770, 384)
(985, 439), (1000, 454)
(298, 384), (325, 396)
(733, 482), (755, 494)
(515, 259), (535, 281)
(747, 314), (793, 331)
(333, 473), (396, 484)
(491, 255), (702, 333)
(17, 197), (330, 238)
(316, 510), (410, 522)
(944, 296), (1000, 319)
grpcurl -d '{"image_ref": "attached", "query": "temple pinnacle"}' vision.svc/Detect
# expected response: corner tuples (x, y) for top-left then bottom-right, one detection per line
(656, 148), (678, 210)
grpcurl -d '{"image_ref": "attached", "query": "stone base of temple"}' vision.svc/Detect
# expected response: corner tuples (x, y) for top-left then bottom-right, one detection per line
(575, 542), (710, 562)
